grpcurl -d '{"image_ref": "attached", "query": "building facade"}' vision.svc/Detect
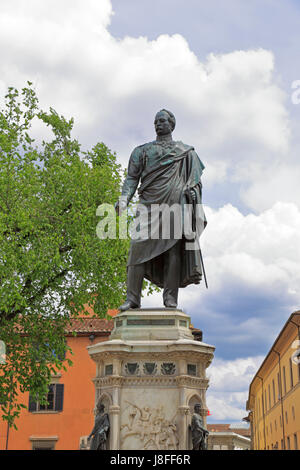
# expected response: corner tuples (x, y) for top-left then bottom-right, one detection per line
(0, 315), (113, 450)
(246, 311), (300, 450)
(207, 424), (251, 450)
(1, 309), (204, 450)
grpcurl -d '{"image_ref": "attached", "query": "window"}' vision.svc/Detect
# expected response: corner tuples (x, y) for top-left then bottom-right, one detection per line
(292, 406), (295, 420)
(29, 384), (64, 413)
(105, 364), (113, 375)
(272, 379), (276, 404)
(30, 437), (58, 450)
(277, 373), (281, 400)
(268, 384), (271, 409)
(283, 366), (287, 395)
(281, 439), (284, 449)
(187, 364), (197, 376)
(265, 390), (267, 411)
(294, 433), (298, 450)
(289, 358), (294, 389)
(287, 436), (290, 450)
(285, 411), (288, 424)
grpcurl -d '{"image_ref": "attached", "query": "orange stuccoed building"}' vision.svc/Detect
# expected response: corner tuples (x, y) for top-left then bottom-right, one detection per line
(0, 309), (116, 451)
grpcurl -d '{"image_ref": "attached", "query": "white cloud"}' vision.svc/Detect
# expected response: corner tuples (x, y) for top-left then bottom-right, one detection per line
(207, 356), (263, 391)
(0, 0), (292, 213)
(207, 395), (246, 422)
(206, 356), (264, 422)
(202, 202), (300, 295)
(241, 164), (300, 211)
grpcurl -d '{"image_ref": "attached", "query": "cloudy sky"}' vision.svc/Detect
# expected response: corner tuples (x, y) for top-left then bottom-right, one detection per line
(1, 0), (300, 425)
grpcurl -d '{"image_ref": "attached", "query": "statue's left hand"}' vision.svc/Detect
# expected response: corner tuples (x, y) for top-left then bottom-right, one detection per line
(191, 189), (197, 201)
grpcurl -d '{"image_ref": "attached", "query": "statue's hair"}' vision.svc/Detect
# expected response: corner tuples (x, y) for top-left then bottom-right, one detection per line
(156, 109), (176, 131)
(194, 402), (202, 409)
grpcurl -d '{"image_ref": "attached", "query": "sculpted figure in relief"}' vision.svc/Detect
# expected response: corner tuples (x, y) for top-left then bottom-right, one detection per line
(121, 401), (178, 450)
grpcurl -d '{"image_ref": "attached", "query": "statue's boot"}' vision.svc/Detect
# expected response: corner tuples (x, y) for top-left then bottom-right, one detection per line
(118, 263), (144, 311)
(163, 288), (178, 308)
(118, 300), (140, 311)
(164, 299), (178, 308)
(118, 243), (180, 311)
(163, 242), (180, 309)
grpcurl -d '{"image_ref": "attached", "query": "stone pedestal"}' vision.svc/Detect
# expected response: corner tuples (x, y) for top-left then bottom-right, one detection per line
(87, 308), (215, 450)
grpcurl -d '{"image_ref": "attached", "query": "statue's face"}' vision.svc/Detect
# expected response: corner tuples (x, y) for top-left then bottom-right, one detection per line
(154, 111), (172, 136)
(194, 405), (201, 414)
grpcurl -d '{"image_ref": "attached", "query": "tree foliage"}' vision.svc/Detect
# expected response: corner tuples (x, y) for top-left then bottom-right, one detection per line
(0, 83), (130, 426)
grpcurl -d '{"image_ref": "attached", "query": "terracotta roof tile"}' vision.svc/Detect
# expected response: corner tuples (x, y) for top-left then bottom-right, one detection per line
(65, 317), (114, 334)
(207, 424), (231, 432)
(207, 424), (251, 437)
(230, 427), (251, 437)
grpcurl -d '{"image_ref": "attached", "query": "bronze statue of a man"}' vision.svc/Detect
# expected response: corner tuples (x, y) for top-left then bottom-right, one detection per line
(191, 403), (208, 450)
(87, 402), (110, 450)
(116, 109), (206, 311)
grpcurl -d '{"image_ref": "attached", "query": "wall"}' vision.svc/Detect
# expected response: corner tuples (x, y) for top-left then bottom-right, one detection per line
(0, 334), (107, 450)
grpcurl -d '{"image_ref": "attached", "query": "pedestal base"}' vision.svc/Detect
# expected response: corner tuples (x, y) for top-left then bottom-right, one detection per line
(88, 308), (215, 450)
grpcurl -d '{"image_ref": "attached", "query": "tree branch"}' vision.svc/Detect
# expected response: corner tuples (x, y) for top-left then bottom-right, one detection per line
(0, 268), (70, 323)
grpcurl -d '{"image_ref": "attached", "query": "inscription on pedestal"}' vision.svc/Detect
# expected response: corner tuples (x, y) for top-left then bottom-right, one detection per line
(127, 319), (175, 326)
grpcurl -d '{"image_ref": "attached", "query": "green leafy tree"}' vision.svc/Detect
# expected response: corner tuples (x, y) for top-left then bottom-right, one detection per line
(0, 83), (130, 427)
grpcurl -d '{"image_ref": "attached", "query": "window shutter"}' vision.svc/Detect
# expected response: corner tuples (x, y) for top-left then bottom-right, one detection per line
(28, 393), (37, 412)
(55, 384), (64, 411)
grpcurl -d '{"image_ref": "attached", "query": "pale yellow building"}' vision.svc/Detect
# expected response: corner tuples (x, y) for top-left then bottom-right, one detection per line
(246, 311), (300, 450)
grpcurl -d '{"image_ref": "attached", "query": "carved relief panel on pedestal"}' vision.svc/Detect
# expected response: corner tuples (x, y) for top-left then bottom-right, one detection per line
(120, 401), (179, 450)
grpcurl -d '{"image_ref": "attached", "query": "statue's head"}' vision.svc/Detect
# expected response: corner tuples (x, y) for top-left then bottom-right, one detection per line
(154, 109), (176, 136)
(194, 403), (202, 414)
(97, 402), (105, 413)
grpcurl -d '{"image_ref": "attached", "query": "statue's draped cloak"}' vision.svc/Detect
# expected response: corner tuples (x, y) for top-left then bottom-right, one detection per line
(89, 412), (110, 450)
(121, 140), (206, 288)
(191, 413), (207, 449)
